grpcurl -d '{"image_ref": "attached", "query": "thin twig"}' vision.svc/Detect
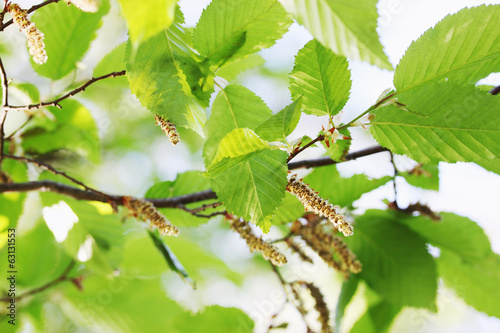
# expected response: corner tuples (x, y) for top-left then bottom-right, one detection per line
(287, 134), (325, 163)
(4, 154), (114, 201)
(0, 56), (9, 169)
(0, 260), (76, 302)
(0, 0), (62, 32)
(176, 203), (227, 218)
(287, 145), (388, 169)
(490, 85), (500, 96)
(5, 71), (126, 111)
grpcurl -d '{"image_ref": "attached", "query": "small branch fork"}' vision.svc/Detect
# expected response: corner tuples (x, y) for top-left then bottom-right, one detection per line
(0, 260), (76, 302)
(0, 57), (9, 169)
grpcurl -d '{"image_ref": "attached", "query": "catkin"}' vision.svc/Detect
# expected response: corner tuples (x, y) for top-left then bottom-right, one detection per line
(229, 218), (287, 266)
(125, 198), (179, 236)
(66, 0), (100, 12)
(155, 115), (180, 145)
(286, 174), (353, 236)
(8, 4), (47, 65)
(303, 282), (333, 333)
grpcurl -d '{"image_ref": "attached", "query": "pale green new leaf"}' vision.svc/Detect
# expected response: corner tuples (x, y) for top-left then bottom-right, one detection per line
(399, 213), (491, 262)
(345, 210), (437, 309)
(279, 0), (392, 70)
(371, 82), (500, 164)
(322, 128), (351, 161)
(438, 251), (500, 318)
(126, 11), (213, 136)
(93, 43), (128, 87)
(303, 165), (391, 208)
(271, 192), (304, 224)
(350, 301), (402, 333)
(119, 0), (176, 43)
(476, 158), (500, 176)
(208, 128), (270, 176)
(255, 98), (302, 142)
(395, 5), (500, 91)
(290, 40), (351, 116)
(212, 149), (288, 228)
(335, 276), (359, 332)
(194, 0), (292, 62)
(204, 84), (273, 165)
(32, 1), (109, 79)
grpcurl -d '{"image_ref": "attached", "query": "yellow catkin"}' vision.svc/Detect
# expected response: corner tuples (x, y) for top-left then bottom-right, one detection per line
(126, 198), (179, 236)
(8, 4), (47, 64)
(66, 0), (100, 13)
(286, 174), (353, 236)
(303, 283), (333, 333)
(230, 218), (287, 266)
(155, 115), (181, 145)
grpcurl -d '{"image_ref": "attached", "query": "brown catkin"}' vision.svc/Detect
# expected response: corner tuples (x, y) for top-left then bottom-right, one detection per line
(286, 174), (353, 236)
(229, 218), (287, 266)
(294, 219), (361, 279)
(8, 4), (47, 64)
(155, 115), (180, 145)
(303, 282), (333, 333)
(125, 198), (179, 236)
(66, 0), (100, 12)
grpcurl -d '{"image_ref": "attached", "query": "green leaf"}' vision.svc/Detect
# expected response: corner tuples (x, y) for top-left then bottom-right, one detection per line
(476, 158), (500, 175)
(21, 100), (101, 162)
(31, 1), (109, 79)
(93, 43), (128, 87)
(279, 0), (392, 70)
(209, 128), (270, 175)
(350, 301), (402, 333)
(271, 192), (304, 224)
(126, 11), (213, 136)
(335, 276), (359, 332)
(398, 213), (491, 262)
(371, 82), (500, 164)
(193, 0), (292, 61)
(303, 165), (391, 208)
(322, 128), (351, 161)
(438, 250), (500, 318)
(345, 210), (438, 309)
(172, 306), (254, 332)
(394, 5), (500, 91)
(216, 54), (265, 82)
(204, 84), (273, 165)
(11, 82), (40, 102)
(289, 40), (351, 116)
(212, 149), (288, 228)
(255, 98), (302, 142)
(147, 230), (196, 288)
(145, 171), (218, 227)
(401, 164), (439, 191)
(118, 0), (177, 43)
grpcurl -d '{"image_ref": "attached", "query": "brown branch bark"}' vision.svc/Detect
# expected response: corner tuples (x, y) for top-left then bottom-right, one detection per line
(490, 85), (500, 96)
(0, 0), (62, 32)
(5, 71), (126, 111)
(0, 56), (9, 169)
(0, 146), (389, 207)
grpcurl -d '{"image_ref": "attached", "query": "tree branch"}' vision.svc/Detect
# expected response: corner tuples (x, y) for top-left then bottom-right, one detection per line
(287, 134), (325, 163)
(0, 56), (9, 169)
(0, 260), (75, 302)
(0, 0), (62, 32)
(490, 85), (500, 96)
(0, 146), (389, 207)
(5, 71), (126, 111)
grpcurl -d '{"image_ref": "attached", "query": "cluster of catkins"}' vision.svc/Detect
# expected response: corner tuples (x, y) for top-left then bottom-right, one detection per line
(124, 197), (179, 236)
(292, 217), (361, 279)
(286, 174), (353, 236)
(229, 217), (287, 266)
(8, 4), (47, 64)
(155, 115), (181, 145)
(302, 282), (333, 333)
